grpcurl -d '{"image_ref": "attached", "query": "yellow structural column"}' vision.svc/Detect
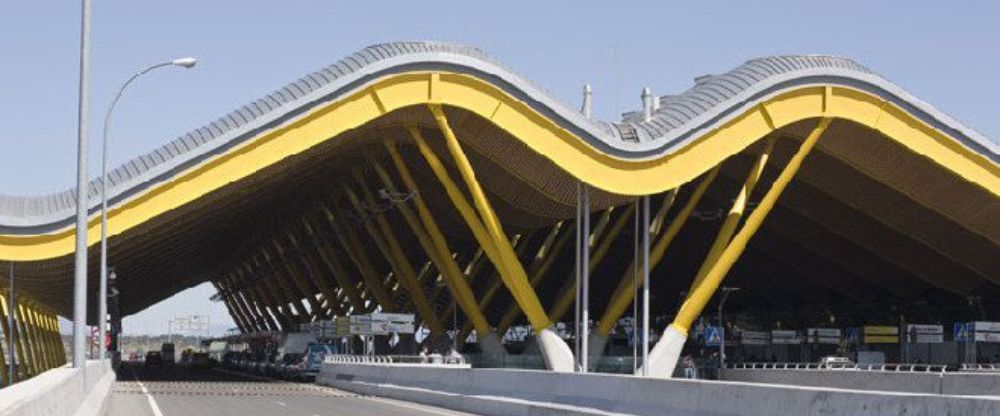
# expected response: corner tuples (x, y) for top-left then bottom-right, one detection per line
(254, 253), (310, 323)
(0, 298), (7, 386)
(319, 204), (398, 311)
(37, 306), (58, 370)
(342, 183), (447, 337)
(594, 188), (686, 338)
(375, 151), (498, 349)
(241, 264), (293, 328)
(455, 234), (530, 342)
(643, 118), (832, 378)
(231, 272), (279, 331)
(300, 217), (368, 313)
(686, 138), (775, 292)
(225, 278), (263, 332)
(549, 205), (634, 325)
(497, 221), (578, 337)
(214, 281), (253, 333)
(0, 290), (9, 385)
(25, 305), (50, 371)
(264, 246), (324, 320)
(14, 302), (37, 376)
(423, 106), (574, 371)
(48, 311), (66, 366)
(1, 293), (24, 380)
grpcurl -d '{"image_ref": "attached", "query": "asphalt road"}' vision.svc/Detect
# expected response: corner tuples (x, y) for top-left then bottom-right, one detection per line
(107, 362), (476, 416)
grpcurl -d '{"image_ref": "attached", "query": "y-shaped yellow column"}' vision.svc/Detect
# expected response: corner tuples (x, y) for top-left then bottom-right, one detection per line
(641, 118), (831, 377)
(419, 105), (575, 371)
(379, 148), (507, 358)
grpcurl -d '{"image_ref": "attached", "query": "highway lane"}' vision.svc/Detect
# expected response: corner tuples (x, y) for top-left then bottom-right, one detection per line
(107, 362), (476, 416)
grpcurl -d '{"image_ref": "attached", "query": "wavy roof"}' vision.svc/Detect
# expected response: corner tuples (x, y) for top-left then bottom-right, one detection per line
(2, 41), (996, 233)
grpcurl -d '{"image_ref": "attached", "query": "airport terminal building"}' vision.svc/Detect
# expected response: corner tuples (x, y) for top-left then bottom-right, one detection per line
(0, 42), (997, 379)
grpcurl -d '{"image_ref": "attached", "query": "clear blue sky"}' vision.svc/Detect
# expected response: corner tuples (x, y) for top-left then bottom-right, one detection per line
(4, 1), (998, 335)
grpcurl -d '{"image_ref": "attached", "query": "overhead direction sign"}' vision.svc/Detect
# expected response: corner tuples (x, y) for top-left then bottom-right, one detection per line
(740, 330), (769, 346)
(906, 324), (943, 343)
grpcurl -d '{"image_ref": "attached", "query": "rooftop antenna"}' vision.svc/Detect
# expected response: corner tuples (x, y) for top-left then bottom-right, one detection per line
(641, 87), (653, 122)
(582, 84), (593, 120)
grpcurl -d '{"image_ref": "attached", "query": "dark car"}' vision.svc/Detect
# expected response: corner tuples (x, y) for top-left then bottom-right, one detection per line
(190, 352), (214, 370)
(145, 351), (163, 367)
(161, 343), (175, 364)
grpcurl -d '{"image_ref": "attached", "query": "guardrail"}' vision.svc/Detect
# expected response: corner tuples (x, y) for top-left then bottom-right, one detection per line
(324, 354), (468, 365)
(959, 364), (1000, 372)
(325, 355), (397, 364)
(729, 362), (948, 373)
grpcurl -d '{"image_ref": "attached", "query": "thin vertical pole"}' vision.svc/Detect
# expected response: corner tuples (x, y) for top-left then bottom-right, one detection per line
(72, 0), (92, 372)
(632, 200), (639, 373)
(574, 182), (581, 371)
(8, 262), (15, 383)
(641, 196), (650, 376)
(581, 185), (590, 372)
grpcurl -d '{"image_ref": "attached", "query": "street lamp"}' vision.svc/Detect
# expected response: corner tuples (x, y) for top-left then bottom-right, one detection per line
(717, 286), (740, 370)
(98, 57), (197, 360)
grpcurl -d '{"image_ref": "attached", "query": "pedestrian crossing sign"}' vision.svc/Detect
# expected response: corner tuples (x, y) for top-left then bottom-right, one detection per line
(705, 325), (723, 346)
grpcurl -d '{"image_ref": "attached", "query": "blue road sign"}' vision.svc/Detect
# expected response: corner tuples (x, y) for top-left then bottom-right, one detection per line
(705, 325), (723, 347)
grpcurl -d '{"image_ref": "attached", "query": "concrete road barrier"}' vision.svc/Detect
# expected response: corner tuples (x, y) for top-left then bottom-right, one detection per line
(722, 368), (1000, 396)
(0, 360), (115, 416)
(318, 362), (1000, 416)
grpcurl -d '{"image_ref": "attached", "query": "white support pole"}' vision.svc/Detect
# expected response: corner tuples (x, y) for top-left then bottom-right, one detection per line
(581, 185), (590, 372)
(641, 196), (651, 376)
(72, 0), (92, 374)
(574, 182), (581, 371)
(632, 200), (639, 373)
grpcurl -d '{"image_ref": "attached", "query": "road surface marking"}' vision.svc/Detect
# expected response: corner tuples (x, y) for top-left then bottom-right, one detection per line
(129, 368), (164, 416)
(275, 400), (287, 407)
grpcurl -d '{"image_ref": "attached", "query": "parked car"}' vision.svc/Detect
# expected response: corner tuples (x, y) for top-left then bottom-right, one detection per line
(298, 343), (337, 381)
(190, 352), (214, 370)
(275, 353), (304, 380)
(818, 356), (853, 369)
(145, 351), (163, 367)
(161, 343), (176, 364)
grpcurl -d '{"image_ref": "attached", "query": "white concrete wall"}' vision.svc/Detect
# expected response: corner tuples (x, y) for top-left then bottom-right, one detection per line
(0, 360), (115, 416)
(318, 362), (1000, 416)
(722, 368), (1000, 396)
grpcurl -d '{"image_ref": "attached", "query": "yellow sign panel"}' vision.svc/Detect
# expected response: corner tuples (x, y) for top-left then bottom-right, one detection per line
(863, 326), (898, 335)
(864, 335), (899, 344)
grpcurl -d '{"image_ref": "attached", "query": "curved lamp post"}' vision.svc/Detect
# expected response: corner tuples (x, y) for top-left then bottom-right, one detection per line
(98, 57), (197, 360)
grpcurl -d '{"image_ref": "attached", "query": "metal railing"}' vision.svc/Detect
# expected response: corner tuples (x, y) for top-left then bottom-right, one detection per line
(323, 354), (468, 366)
(959, 364), (1000, 372)
(324, 355), (397, 364)
(728, 362), (948, 373)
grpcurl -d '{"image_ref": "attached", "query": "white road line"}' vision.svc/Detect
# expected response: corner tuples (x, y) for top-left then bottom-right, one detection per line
(304, 381), (465, 415)
(365, 396), (470, 416)
(275, 400), (287, 407)
(129, 368), (164, 416)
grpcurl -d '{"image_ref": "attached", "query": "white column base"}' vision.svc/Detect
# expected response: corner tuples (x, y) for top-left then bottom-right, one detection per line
(478, 331), (507, 361)
(586, 333), (609, 371)
(637, 326), (687, 378)
(537, 327), (575, 372)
